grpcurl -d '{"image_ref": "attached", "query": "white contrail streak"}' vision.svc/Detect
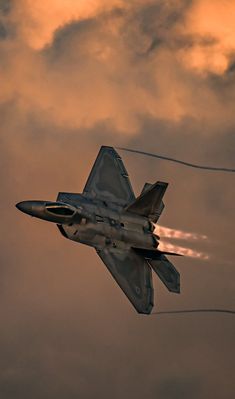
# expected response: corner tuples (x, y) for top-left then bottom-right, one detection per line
(117, 147), (235, 173)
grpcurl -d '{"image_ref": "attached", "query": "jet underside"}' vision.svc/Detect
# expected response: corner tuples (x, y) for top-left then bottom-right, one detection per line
(16, 146), (180, 314)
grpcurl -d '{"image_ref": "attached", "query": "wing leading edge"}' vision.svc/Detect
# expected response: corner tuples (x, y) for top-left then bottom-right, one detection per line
(96, 247), (154, 314)
(83, 146), (135, 206)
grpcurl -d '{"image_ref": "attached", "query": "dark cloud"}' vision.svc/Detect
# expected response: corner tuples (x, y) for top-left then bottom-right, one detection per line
(124, 0), (193, 55)
(0, 0), (11, 14)
(0, 21), (7, 38)
(0, 0), (11, 39)
(155, 376), (201, 399)
(45, 17), (99, 60)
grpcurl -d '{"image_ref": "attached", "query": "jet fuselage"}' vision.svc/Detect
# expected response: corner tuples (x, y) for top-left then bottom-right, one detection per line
(16, 196), (159, 251)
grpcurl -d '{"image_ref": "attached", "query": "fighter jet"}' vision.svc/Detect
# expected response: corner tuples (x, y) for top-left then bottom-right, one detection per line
(16, 146), (180, 314)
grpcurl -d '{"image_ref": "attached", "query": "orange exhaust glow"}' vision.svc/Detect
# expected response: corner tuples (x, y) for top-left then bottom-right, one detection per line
(154, 224), (209, 259)
(158, 241), (209, 260)
(155, 225), (207, 241)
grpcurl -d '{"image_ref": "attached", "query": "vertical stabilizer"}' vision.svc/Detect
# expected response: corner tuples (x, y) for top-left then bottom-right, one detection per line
(125, 181), (168, 222)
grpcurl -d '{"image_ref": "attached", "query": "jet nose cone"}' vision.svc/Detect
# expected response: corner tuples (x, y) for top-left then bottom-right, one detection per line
(16, 201), (45, 217)
(16, 201), (34, 215)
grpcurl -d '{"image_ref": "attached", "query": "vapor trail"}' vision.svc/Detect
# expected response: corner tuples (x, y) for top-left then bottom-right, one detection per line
(117, 148), (235, 173)
(151, 309), (235, 315)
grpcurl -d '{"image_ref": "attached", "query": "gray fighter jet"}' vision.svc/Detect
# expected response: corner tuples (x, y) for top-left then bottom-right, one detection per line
(16, 146), (180, 314)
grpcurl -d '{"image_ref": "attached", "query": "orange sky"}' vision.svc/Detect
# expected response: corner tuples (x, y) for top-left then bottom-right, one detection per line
(180, 0), (235, 74)
(0, 1), (234, 398)
(11, 0), (235, 75)
(11, 0), (126, 49)
(1, 0), (235, 133)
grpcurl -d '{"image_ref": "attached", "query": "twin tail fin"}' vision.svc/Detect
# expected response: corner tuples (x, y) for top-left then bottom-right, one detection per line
(125, 181), (168, 222)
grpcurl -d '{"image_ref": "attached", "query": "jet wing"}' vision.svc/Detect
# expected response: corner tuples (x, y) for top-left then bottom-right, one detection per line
(96, 247), (153, 314)
(83, 146), (135, 207)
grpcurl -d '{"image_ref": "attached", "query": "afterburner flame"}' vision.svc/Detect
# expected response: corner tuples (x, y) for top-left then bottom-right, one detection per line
(158, 241), (209, 260)
(154, 224), (209, 259)
(155, 225), (207, 241)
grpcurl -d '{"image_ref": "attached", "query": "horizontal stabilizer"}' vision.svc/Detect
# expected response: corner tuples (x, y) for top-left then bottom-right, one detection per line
(149, 254), (180, 293)
(125, 181), (168, 222)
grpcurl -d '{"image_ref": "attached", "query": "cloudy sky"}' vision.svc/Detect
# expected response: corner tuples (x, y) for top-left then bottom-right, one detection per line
(0, 0), (234, 398)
